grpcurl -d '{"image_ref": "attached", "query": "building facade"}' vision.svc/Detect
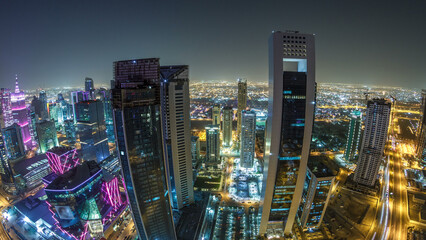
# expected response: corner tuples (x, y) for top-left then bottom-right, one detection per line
(205, 125), (221, 166)
(112, 58), (176, 240)
(260, 31), (316, 236)
(240, 110), (256, 169)
(11, 78), (33, 150)
(0, 130), (16, 194)
(212, 104), (221, 126)
(353, 99), (391, 187)
(160, 65), (194, 210)
(36, 120), (59, 153)
(222, 106), (233, 147)
(2, 123), (25, 160)
(1, 88), (14, 128)
(416, 89), (426, 164)
(344, 110), (363, 161)
(76, 100), (109, 163)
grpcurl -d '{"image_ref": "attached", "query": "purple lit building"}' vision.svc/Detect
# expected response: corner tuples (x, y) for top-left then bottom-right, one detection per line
(46, 146), (80, 175)
(0, 88), (14, 128)
(11, 77), (33, 150)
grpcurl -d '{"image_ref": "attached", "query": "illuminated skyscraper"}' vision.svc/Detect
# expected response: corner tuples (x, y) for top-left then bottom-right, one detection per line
(11, 77), (33, 150)
(222, 106), (233, 147)
(2, 123), (25, 160)
(36, 120), (59, 153)
(205, 125), (220, 166)
(0, 130), (16, 194)
(46, 146), (79, 175)
(64, 119), (76, 143)
(416, 89), (426, 163)
(76, 100), (109, 163)
(212, 104), (220, 126)
(240, 109), (256, 169)
(354, 99), (391, 187)
(1, 88), (14, 128)
(160, 65), (194, 210)
(344, 110), (362, 161)
(260, 31), (316, 236)
(39, 90), (49, 120)
(191, 136), (200, 168)
(112, 58), (176, 240)
(85, 77), (95, 100)
(71, 91), (90, 123)
(237, 78), (247, 140)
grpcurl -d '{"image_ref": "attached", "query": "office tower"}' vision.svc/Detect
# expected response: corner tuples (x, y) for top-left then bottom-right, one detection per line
(2, 123), (25, 159)
(76, 100), (109, 163)
(240, 110), (256, 169)
(71, 91), (90, 123)
(205, 125), (220, 166)
(46, 147), (79, 175)
(0, 130), (16, 194)
(237, 78), (247, 139)
(416, 89), (426, 161)
(1, 88), (14, 128)
(11, 78), (33, 150)
(85, 77), (95, 100)
(260, 31), (316, 236)
(31, 96), (43, 119)
(191, 136), (200, 168)
(160, 65), (194, 210)
(64, 119), (76, 143)
(36, 120), (59, 153)
(222, 106), (233, 147)
(112, 58), (176, 240)
(354, 99), (391, 187)
(29, 106), (38, 141)
(344, 110), (363, 161)
(39, 90), (49, 120)
(212, 104), (221, 126)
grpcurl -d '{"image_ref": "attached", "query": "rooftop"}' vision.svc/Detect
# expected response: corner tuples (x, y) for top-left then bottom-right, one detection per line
(47, 146), (76, 156)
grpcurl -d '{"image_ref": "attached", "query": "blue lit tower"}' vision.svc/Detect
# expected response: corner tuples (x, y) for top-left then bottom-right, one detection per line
(0, 130), (16, 194)
(2, 123), (25, 160)
(354, 99), (391, 186)
(160, 65), (194, 210)
(344, 110), (363, 161)
(85, 77), (95, 100)
(240, 109), (256, 169)
(76, 100), (109, 163)
(260, 31), (316, 236)
(112, 58), (176, 240)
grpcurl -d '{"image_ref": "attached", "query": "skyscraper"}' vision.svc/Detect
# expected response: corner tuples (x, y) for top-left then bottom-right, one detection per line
(1, 88), (14, 128)
(0, 130), (16, 194)
(36, 120), (59, 153)
(344, 110), (363, 161)
(212, 104), (221, 126)
(353, 99), (391, 187)
(222, 106), (233, 147)
(237, 78), (247, 140)
(205, 125), (221, 166)
(160, 65), (194, 210)
(39, 90), (49, 120)
(76, 100), (109, 163)
(191, 136), (200, 168)
(71, 91), (90, 123)
(112, 58), (176, 240)
(416, 89), (426, 162)
(64, 119), (76, 143)
(240, 109), (256, 169)
(260, 31), (316, 236)
(2, 123), (25, 160)
(85, 77), (95, 100)
(11, 77), (33, 150)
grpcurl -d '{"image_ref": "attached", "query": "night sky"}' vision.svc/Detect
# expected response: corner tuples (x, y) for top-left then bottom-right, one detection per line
(1, 0), (425, 90)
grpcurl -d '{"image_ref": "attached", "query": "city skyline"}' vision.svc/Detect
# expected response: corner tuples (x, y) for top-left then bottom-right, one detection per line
(1, 1), (426, 89)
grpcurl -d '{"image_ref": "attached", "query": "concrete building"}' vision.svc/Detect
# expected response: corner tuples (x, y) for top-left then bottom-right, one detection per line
(354, 99), (391, 187)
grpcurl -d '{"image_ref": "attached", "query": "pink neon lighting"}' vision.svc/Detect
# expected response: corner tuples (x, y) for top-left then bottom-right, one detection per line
(45, 201), (78, 240)
(23, 137), (31, 143)
(102, 177), (123, 211)
(12, 106), (27, 111)
(79, 222), (89, 240)
(46, 148), (80, 175)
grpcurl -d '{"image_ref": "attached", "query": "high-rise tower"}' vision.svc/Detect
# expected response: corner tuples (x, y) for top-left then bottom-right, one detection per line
(205, 125), (221, 166)
(416, 89), (426, 162)
(1, 88), (14, 128)
(0, 130), (16, 194)
(237, 78), (247, 140)
(85, 77), (95, 100)
(260, 31), (316, 236)
(240, 109), (256, 169)
(160, 65), (194, 210)
(112, 58), (176, 240)
(11, 77), (33, 150)
(354, 99), (391, 187)
(212, 104), (221, 126)
(344, 110), (363, 161)
(222, 106), (233, 147)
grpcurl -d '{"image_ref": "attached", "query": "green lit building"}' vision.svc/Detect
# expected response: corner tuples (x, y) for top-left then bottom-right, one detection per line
(36, 120), (59, 153)
(344, 110), (362, 162)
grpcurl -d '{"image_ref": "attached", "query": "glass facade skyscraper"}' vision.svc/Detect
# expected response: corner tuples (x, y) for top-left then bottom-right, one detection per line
(222, 106), (233, 147)
(205, 125), (221, 166)
(0, 130), (16, 194)
(237, 78), (247, 141)
(36, 120), (59, 153)
(112, 58), (176, 240)
(2, 123), (25, 160)
(344, 110), (363, 161)
(260, 31), (316, 236)
(11, 78), (33, 150)
(240, 109), (256, 169)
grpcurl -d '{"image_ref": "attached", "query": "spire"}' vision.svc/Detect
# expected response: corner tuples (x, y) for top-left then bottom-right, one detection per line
(15, 74), (20, 93)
